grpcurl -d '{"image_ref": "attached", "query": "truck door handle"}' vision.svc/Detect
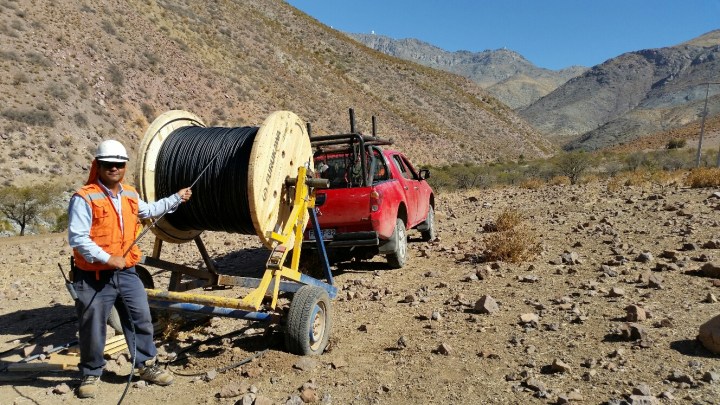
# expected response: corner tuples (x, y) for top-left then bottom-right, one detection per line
(404, 186), (408, 190)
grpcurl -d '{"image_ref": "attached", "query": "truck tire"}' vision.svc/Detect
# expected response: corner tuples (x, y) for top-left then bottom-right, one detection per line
(285, 285), (332, 355)
(387, 218), (408, 269)
(420, 205), (436, 242)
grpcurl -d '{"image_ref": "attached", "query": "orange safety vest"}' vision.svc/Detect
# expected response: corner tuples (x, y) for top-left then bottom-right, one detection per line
(72, 182), (143, 277)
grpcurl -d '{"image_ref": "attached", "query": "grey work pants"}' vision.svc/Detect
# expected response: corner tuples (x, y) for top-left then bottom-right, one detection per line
(74, 267), (156, 376)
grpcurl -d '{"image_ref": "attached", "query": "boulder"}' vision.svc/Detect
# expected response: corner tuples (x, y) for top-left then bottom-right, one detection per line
(698, 314), (720, 354)
(701, 262), (720, 278)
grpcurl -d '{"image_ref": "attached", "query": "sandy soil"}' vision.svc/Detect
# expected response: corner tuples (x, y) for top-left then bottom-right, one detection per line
(1, 180), (720, 404)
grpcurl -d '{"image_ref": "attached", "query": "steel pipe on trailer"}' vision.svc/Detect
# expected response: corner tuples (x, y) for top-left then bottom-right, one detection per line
(148, 301), (278, 322)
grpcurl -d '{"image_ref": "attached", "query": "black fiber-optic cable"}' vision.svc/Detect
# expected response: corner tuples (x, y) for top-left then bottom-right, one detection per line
(155, 126), (259, 234)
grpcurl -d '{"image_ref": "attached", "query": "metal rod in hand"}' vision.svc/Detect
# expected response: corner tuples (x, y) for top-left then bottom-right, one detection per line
(122, 154), (220, 258)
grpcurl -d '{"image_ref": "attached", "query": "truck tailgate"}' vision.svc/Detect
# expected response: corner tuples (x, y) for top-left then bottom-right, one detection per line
(315, 187), (372, 229)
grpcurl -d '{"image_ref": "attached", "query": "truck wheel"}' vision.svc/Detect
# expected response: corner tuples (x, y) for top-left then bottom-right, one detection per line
(285, 286), (332, 355)
(108, 265), (156, 335)
(420, 205), (436, 242)
(387, 218), (407, 269)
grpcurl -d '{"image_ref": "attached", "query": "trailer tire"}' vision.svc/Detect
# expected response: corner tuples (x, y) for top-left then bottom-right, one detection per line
(108, 265), (156, 335)
(386, 218), (407, 269)
(285, 286), (332, 355)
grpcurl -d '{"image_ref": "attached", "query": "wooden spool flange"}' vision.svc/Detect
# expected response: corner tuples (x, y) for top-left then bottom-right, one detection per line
(137, 110), (313, 247)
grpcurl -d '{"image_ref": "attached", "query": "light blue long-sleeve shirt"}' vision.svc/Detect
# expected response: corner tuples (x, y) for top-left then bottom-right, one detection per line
(68, 181), (181, 264)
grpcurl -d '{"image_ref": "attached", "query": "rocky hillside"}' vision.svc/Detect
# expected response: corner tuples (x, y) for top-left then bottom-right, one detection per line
(349, 33), (586, 109)
(0, 0), (553, 188)
(520, 30), (720, 151)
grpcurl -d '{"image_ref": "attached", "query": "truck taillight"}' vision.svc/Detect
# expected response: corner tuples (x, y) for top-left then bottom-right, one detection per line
(370, 190), (381, 212)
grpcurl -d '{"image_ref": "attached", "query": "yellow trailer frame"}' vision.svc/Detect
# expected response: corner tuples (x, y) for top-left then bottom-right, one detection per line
(140, 166), (336, 355)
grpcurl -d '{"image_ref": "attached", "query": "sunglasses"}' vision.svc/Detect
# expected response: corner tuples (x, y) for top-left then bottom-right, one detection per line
(99, 161), (126, 169)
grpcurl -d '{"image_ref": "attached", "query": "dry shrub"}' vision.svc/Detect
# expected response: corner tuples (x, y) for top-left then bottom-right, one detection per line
(484, 224), (540, 263)
(607, 176), (622, 193)
(159, 315), (184, 341)
(495, 208), (523, 232)
(686, 168), (720, 188)
(548, 175), (571, 186)
(519, 178), (544, 189)
(483, 209), (540, 263)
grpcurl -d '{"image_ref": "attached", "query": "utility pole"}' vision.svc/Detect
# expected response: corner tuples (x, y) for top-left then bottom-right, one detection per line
(695, 83), (710, 168)
(695, 82), (720, 168)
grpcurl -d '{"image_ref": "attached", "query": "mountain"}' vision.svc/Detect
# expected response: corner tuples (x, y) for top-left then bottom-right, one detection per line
(0, 0), (552, 188)
(520, 30), (720, 151)
(348, 33), (586, 109)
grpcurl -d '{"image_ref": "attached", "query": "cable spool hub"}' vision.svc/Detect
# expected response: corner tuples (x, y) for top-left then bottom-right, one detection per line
(137, 110), (313, 247)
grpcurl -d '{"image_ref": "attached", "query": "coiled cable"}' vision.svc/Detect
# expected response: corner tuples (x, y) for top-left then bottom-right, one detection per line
(155, 126), (259, 234)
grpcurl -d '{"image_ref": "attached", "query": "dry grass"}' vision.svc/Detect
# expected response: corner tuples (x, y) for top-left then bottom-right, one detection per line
(483, 209), (540, 263)
(519, 178), (544, 189)
(607, 170), (652, 192)
(649, 169), (685, 187)
(548, 175), (571, 186)
(685, 167), (720, 188)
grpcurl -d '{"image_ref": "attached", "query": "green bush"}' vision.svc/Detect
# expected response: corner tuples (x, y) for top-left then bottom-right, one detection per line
(666, 138), (686, 149)
(554, 152), (591, 185)
(108, 64), (124, 86)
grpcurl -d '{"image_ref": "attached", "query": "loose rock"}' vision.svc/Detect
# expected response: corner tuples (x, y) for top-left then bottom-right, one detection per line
(475, 295), (499, 314)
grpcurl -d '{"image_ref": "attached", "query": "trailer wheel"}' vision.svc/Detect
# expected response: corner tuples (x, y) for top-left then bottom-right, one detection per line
(285, 285), (332, 355)
(108, 265), (156, 335)
(386, 218), (407, 269)
(420, 205), (436, 242)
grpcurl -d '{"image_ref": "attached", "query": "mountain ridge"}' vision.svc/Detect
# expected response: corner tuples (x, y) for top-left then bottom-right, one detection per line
(522, 30), (720, 150)
(348, 33), (587, 109)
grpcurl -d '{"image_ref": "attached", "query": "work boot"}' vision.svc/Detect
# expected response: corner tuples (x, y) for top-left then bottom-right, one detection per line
(138, 360), (173, 386)
(77, 375), (100, 398)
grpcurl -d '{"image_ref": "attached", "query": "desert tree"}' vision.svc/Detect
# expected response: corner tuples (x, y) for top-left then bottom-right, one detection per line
(0, 184), (55, 236)
(554, 152), (590, 185)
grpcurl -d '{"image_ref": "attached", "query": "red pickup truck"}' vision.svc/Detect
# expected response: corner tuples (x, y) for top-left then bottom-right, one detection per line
(303, 132), (436, 268)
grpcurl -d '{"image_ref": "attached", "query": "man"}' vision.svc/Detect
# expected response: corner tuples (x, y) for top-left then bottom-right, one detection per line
(68, 139), (192, 398)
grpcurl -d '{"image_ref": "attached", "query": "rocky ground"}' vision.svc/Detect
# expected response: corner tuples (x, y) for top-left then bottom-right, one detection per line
(1, 179), (720, 405)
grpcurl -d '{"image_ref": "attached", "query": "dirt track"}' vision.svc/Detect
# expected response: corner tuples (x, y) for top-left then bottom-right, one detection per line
(1, 180), (720, 404)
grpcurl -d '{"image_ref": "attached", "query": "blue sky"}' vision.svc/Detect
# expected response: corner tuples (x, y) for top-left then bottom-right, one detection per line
(285, 0), (720, 70)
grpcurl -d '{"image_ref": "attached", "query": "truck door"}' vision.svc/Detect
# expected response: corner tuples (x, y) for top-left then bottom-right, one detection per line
(400, 154), (430, 224)
(390, 154), (421, 226)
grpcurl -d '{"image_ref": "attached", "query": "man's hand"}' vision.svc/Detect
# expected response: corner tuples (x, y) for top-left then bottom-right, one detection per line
(177, 187), (192, 202)
(107, 255), (126, 269)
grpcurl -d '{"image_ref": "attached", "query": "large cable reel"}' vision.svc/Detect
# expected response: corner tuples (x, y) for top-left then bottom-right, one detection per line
(136, 110), (313, 248)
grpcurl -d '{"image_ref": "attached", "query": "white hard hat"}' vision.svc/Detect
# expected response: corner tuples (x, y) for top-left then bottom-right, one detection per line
(95, 140), (129, 162)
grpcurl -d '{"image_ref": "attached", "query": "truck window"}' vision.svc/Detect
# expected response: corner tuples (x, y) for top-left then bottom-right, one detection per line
(392, 155), (417, 180)
(372, 149), (389, 183)
(399, 156), (419, 180)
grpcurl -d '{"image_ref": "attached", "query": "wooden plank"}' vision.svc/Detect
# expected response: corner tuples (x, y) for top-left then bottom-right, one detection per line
(5, 362), (75, 372)
(3, 334), (128, 372)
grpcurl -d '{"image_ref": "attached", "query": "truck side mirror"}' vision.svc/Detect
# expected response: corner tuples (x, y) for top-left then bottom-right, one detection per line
(419, 169), (430, 180)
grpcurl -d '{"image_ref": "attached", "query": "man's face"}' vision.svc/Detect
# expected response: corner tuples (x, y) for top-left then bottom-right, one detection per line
(98, 160), (126, 186)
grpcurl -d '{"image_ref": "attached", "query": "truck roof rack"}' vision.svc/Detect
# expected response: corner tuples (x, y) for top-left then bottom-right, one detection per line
(310, 133), (393, 149)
